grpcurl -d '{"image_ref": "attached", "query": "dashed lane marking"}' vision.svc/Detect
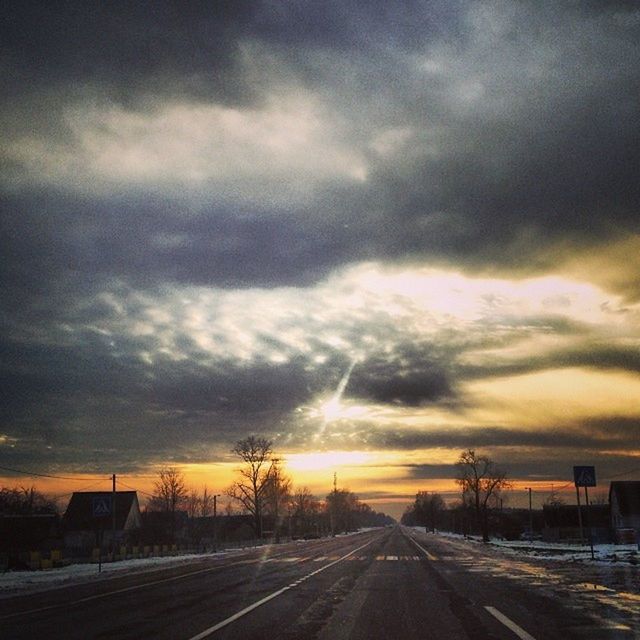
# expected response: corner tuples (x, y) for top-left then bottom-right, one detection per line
(406, 535), (439, 561)
(484, 606), (537, 640)
(186, 537), (378, 640)
(314, 555), (424, 562)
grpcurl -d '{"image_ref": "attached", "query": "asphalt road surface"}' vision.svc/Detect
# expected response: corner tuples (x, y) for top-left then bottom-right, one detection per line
(1, 526), (637, 639)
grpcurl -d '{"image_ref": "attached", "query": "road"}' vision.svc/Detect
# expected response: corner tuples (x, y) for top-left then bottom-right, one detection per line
(1, 526), (638, 639)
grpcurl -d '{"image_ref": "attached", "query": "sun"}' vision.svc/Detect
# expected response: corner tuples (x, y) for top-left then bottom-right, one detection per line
(320, 397), (343, 422)
(286, 451), (371, 472)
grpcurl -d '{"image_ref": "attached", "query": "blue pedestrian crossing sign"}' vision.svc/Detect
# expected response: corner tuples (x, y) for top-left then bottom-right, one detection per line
(573, 466), (596, 487)
(92, 496), (112, 517)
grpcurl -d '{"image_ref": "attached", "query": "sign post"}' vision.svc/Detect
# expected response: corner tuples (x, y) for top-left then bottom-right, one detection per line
(573, 466), (596, 560)
(93, 496), (112, 573)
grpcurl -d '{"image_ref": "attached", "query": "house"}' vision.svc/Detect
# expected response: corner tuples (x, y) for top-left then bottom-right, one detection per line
(542, 504), (611, 543)
(64, 491), (142, 554)
(609, 481), (640, 543)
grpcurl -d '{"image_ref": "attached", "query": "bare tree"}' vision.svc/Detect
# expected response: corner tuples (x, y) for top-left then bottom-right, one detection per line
(227, 435), (274, 538)
(456, 449), (510, 542)
(186, 488), (200, 519)
(414, 491), (446, 533)
(264, 458), (292, 542)
(149, 466), (188, 541)
(0, 486), (58, 515)
(292, 487), (319, 536)
(151, 467), (188, 514)
(544, 487), (565, 507)
(325, 488), (358, 534)
(200, 486), (214, 517)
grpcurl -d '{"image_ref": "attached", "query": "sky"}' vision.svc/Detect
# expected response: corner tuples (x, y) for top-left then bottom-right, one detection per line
(2, 1), (640, 518)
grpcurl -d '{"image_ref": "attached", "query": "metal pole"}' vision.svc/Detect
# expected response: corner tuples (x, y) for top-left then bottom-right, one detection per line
(98, 527), (102, 573)
(584, 486), (594, 560)
(112, 474), (117, 561)
(213, 495), (219, 552)
(576, 485), (584, 544)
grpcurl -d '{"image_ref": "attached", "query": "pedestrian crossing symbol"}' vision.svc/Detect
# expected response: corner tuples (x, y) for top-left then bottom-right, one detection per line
(92, 496), (112, 517)
(573, 466), (596, 487)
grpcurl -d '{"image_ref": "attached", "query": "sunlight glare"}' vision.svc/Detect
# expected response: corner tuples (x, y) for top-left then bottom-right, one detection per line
(286, 451), (371, 472)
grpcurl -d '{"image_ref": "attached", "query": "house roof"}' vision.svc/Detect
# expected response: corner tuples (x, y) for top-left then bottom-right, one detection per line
(64, 491), (139, 531)
(609, 481), (640, 517)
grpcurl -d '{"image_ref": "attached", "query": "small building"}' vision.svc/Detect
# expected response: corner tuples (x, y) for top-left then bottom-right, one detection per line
(542, 504), (610, 543)
(609, 481), (640, 543)
(64, 491), (142, 554)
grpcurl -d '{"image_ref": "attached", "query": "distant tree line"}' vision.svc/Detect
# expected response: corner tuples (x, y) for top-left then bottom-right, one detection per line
(0, 486), (58, 515)
(142, 436), (394, 544)
(401, 449), (511, 542)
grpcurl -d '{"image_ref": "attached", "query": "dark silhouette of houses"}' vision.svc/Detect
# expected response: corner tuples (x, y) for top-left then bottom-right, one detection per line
(542, 503), (611, 543)
(64, 491), (142, 554)
(0, 514), (62, 568)
(609, 481), (640, 542)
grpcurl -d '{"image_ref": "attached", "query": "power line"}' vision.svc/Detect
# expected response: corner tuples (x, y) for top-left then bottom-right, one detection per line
(51, 479), (111, 501)
(602, 466), (640, 481)
(117, 479), (155, 499)
(0, 465), (109, 482)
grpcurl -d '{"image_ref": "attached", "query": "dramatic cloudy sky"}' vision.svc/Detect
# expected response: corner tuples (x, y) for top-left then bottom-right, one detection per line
(2, 1), (640, 514)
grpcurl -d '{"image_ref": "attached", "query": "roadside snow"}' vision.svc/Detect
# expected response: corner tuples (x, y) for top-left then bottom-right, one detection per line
(409, 527), (639, 565)
(0, 531), (376, 597)
(0, 550), (241, 596)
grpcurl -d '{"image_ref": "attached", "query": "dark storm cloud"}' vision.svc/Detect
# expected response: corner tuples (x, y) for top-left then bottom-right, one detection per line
(0, 192), (348, 300)
(359, 421), (640, 453)
(0, 343), (320, 471)
(348, 344), (454, 406)
(3, 1), (640, 475)
(3, 1), (640, 293)
(456, 343), (640, 381)
(1, 1), (256, 103)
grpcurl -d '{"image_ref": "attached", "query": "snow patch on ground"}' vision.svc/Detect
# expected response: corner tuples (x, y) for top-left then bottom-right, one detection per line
(410, 527), (639, 565)
(0, 551), (231, 596)
(0, 531), (374, 596)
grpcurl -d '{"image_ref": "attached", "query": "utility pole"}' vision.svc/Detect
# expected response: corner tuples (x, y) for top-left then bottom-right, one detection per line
(112, 473), (117, 561)
(330, 472), (337, 537)
(528, 487), (533, 543)
(213, 494), (220, 552)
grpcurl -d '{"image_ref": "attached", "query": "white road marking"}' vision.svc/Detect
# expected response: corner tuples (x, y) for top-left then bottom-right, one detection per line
(484, 606), (537, 640)
(407, 535), (438, 561)
(0, 557), (262, 621)
(0, 549), (312, 621)
(186, 537), (377, 640)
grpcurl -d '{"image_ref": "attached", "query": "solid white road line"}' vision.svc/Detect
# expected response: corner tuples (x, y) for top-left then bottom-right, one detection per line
(484, 606), (537, 640)
(186, 537), (377, 640)
(0, 558), (258, 621)
(0, 549), (307, 621)
(406, 535), (438, 561)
